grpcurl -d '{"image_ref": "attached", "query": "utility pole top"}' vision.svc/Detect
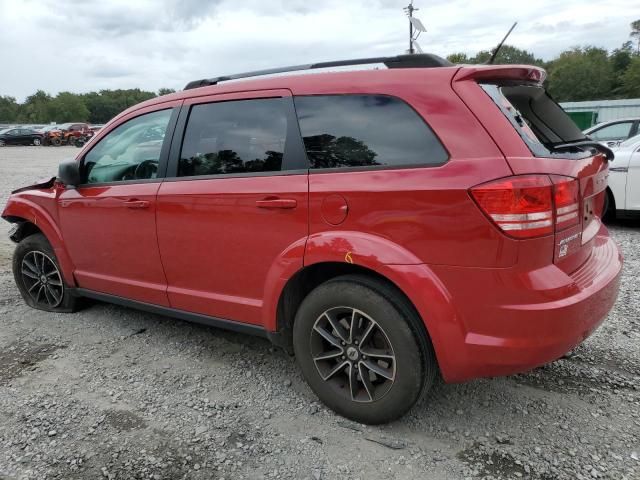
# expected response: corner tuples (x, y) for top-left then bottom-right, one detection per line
(403, 2), (425, 55)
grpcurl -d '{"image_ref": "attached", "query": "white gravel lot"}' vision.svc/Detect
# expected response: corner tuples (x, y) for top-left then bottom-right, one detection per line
(0, 146), (638, 480)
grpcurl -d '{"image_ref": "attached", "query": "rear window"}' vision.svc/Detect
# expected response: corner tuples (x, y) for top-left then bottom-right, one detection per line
(481, 84), (590, 158)
(294, 95), (448, 170)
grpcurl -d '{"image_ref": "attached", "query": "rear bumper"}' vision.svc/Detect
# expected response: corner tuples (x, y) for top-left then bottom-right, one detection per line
(396, 230), (622, 383)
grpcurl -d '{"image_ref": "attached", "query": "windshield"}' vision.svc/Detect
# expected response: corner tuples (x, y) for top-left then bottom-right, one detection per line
(481, 83), (591, 158)
(0, 128), (9, 134)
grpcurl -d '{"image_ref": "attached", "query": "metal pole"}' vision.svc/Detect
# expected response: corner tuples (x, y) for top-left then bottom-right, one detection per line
(408, 2), (414, 54)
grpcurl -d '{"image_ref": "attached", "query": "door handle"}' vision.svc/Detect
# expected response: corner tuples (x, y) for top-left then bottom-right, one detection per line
(123, 199), (150, 209)
(255, 198), (297, 209)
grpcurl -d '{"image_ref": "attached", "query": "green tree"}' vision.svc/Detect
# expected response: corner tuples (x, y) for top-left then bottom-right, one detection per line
(0, 96), (19, 122)
(610, 42), (634, 97)
(157, 88), (176, 96)
(471, 45), (544, 66)
(48, 92), (90, 122)
(631, 19), (640, 54)
(621, 57), (640, 97)
(546, 47), (614, 101)
(446, 52), (470, 63)
(18, 90), (54, 123)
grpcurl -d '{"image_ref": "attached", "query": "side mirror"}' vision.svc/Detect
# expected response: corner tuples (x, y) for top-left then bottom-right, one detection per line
(57, 159), (81, 187)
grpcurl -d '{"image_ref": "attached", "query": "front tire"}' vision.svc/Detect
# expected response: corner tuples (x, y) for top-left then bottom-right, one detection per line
(13, 233), (77, 312)
(293, 275), (436, 424)
(33, 138), (41, 146)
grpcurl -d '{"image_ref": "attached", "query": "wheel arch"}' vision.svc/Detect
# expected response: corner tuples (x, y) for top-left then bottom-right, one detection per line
(267, 258), (462, 384)
(3, 198), (76, 286)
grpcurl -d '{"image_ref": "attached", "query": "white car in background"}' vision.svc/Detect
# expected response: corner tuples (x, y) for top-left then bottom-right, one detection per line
(605, 134), (640, 220)
(584, 118), (640, 147)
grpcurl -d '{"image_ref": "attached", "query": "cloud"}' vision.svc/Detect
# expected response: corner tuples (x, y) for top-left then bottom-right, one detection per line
(0, 0), (638, 100)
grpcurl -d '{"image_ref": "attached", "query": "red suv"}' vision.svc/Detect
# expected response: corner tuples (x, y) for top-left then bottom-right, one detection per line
(3, 55), (622, 424)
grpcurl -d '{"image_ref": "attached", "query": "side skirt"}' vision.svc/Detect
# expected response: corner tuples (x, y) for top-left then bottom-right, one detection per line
(74, 288), (270, 339)
(616, 209), (640, 220)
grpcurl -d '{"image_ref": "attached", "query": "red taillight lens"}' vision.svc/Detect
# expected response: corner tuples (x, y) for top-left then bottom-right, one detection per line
(470, 175), (553, 238)
(551, 175), (579, 231)
(471, 175), (581, 239)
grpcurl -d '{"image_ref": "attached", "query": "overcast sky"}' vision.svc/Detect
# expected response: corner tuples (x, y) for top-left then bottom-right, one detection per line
(1, 0), (638, 101)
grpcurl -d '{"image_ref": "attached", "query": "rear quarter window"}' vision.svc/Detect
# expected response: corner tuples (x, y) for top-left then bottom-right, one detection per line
(294, 95), (448, 170)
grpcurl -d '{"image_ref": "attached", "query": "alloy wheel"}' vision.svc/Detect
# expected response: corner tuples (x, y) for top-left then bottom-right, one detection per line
(310, 306), (396, 403)
(20, 251), (64, 308)
(33, 138), (41, 146)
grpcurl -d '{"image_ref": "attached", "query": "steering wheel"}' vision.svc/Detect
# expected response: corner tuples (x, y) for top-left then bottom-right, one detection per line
(133, 159), (158, 179)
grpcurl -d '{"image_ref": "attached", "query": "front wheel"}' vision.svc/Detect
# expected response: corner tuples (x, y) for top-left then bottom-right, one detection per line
(293, 275), (437, 424)
(33, 138), (41, 146)
(13, 233), (77, 312)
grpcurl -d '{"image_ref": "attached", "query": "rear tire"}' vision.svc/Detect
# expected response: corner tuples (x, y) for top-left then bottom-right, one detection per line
(603, 189), (615, 222)
(293, 274), (437, 424)
(33, 138), (41, 146)
(13, 233), (77, 312)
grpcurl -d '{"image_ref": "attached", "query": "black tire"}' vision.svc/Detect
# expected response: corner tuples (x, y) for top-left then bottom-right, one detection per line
(12, 233), (77, 312)
(293, 274), (437, 424)
(603, 189), (615, 223)
(33, 138), (41, 146)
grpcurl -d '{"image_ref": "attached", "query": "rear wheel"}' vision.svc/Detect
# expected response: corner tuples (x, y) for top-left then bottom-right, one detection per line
(603, 189), (615, 222)
(293, 275), (436, 424)
(13, 233), (77, 312)
(33, 138), (41, 146)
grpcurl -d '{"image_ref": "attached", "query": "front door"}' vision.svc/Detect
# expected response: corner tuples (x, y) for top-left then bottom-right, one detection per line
(58, 106), (178, 306)
(156, 91), (308, 325)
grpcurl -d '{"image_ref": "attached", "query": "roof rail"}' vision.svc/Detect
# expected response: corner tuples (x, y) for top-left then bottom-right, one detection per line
(184, 53), (453, 90)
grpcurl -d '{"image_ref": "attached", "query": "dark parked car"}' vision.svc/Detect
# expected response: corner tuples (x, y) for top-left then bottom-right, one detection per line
(0, 128), (44, 146)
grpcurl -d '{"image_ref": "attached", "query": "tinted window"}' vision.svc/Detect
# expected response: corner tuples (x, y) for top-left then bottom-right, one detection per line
(179, 98), (287, 177)
(83, 109), (172, 184)
(294, 95), (447, 169)
(589, 122), (633, 141)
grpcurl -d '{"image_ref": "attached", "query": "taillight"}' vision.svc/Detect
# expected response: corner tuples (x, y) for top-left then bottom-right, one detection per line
(471, 175), (580, 239)
(551, 175), (579, 231)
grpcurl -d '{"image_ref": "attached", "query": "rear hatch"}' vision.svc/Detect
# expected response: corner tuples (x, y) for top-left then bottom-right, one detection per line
(452, 65), (612, 273)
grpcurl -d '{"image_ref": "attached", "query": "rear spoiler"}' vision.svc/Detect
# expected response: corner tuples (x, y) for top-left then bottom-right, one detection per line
(454, 65), (546, 85)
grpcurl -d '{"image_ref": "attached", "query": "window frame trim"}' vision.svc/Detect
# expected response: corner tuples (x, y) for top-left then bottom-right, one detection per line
(74, 103), (181, 188)
(165, 89), (308, 180)
(588, 120), (635, 141)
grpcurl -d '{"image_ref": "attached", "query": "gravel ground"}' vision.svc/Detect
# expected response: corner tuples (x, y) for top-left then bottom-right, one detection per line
(0, 146), (638, 480)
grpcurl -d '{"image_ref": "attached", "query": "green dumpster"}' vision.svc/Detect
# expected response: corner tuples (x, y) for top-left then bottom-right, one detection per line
(566, 111), (598, 130)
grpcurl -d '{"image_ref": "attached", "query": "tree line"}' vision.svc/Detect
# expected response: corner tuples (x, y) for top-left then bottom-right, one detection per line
(448, 19), (640, 102)
(0, 88), (176, 125)
(1, 20), (639, 124)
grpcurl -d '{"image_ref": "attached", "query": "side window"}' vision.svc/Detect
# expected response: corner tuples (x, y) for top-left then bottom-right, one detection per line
(179, 98), (287, 177)
(83, 109), (172, 184)
(589, 122), (633, 141)
(294, 95), (448, 169)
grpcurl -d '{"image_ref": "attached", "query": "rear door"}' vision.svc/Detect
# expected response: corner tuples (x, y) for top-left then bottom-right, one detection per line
(156, 90), (308, 325)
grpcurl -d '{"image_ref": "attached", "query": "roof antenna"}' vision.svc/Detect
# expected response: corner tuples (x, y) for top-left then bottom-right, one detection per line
(403, 1), (426, 54)
(487, 22), (518, 64)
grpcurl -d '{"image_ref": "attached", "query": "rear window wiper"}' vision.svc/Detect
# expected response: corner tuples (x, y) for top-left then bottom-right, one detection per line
(548, 140), (614, 161)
